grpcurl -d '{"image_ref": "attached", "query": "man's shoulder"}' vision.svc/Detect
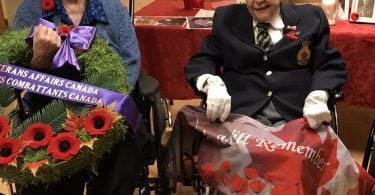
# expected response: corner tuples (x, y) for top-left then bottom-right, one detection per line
(215, 4), (248, 17)
(215, 4), (247, 12)
(282, 3), (322, 17)
(284, 3), (319, 11)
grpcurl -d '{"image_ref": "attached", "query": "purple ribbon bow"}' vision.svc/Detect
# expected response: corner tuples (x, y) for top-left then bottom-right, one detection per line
(27, 18), (96, 71)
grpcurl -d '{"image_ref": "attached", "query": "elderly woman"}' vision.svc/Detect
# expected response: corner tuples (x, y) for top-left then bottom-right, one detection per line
(13, 0), (142, 194)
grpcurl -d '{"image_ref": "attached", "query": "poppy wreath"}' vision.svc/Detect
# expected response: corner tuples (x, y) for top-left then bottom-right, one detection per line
(0, 27), (131, 186)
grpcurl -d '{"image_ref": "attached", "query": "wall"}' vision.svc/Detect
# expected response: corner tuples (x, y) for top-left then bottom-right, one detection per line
(1, 0), (151, 28)
(2, 0), (21, 27)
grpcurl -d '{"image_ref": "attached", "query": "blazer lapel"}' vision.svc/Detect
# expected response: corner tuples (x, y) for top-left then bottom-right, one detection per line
(230, 5), (256, 46)
(230, 5), (303, 51)
(281, 4), (302, 30)
(269, 5), (302, 52)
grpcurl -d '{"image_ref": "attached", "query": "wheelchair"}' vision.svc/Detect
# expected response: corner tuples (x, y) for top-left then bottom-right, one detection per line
(133, 72), (173, 195)
(164, 89), (375, 195)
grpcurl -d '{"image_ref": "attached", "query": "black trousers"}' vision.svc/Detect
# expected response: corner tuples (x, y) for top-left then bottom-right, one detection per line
(85, 127), (148, 195)
(16, 171), (88, 195)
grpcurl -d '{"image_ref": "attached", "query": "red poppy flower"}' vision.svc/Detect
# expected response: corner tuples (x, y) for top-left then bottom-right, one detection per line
(219, 160), (231, 172)
(351, 12), (359, 21)
(21, 123), (53, 149)
(57, 25), (73, 36)
(46, 133), (82, 160)
(249, 180), (267, 193)
(0, 117), (11, 137)
(84, 110), (114, 135)
(287, 32), (298, 41)
(41, 0), (55, 11)
(230, 174), (248, 193)
(200, 162), (216, 178)
(0, 137), (21, 165)
(244, 167), (258, 180)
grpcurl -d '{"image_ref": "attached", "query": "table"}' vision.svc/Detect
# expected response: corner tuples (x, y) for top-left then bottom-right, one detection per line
(135, 0), (375, 108)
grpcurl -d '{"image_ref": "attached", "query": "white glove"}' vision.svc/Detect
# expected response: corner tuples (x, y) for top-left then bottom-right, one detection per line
(196, 74), (231, 122)
(303, 90), (332, 129)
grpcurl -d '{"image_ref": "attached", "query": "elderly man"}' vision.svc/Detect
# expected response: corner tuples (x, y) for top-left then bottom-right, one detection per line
(185, 0), (347, 128)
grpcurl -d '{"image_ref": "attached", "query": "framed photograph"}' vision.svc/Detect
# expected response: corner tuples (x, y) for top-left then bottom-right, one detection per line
(186, 16), (213, 29)
(349, 0), (375, 23)
(134, 16), (187, 26)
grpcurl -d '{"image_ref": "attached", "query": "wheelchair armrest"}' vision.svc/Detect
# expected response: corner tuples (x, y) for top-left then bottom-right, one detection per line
(137, 72), (160, 97)
(328, 89), (344, 110)
(331, 89), (344, 102)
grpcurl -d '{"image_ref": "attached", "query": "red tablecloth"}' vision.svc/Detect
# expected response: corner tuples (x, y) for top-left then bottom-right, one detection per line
(136, 0), (375, 108)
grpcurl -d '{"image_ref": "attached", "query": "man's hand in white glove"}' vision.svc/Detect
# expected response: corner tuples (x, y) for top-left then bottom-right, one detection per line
(303, 90), (332, 129)
(196, 74), (231, 122)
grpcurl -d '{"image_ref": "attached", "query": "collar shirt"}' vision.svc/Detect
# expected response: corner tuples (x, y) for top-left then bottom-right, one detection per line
(42, 0), (108, 26)
(253, 9), (285, 45)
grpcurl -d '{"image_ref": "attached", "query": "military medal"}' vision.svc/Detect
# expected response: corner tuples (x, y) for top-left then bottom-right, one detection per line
(297, 40), (311, 65)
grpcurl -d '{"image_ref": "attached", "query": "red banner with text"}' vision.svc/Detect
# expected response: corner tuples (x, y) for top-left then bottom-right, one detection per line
(177, 105), (374, 195)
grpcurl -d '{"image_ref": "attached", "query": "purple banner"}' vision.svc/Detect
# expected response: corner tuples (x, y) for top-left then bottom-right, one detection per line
(0, 62), (141, 132)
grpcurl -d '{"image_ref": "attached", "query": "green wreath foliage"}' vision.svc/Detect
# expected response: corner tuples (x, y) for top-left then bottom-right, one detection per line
(0, 27), (131, 186)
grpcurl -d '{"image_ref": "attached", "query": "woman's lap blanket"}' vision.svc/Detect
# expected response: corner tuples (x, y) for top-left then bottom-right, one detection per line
(165, 105), (374, 195)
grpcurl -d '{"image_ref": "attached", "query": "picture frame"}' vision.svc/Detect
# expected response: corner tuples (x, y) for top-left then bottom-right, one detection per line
(186, 16), (213, 29)
(349, 0), (375, 23)
(340, 0), (351, 19)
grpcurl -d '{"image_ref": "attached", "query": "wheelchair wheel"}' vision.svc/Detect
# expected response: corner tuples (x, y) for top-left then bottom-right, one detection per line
(362, 120), (375, 177)
(138, 165), (151, 195)
(162, 97), (174, 128)
(368, 149), (375, 178)
(193, 176), (214, 195)
(150, 94), (174, 195)
(135, 72), (173, 194)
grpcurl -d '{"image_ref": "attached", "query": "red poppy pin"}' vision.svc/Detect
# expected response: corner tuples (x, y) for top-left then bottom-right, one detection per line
(57, 25), (74, 37)
(286, 25), (299, 41)
(351, 12), (359, 21)
(41, 0), (55, 11)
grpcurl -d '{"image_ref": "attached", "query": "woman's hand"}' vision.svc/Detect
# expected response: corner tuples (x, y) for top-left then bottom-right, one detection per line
(31, 24), (62, 69)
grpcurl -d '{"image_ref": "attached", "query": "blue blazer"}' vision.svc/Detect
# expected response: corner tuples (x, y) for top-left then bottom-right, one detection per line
(185, 3), (347, 121)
